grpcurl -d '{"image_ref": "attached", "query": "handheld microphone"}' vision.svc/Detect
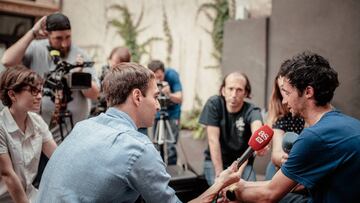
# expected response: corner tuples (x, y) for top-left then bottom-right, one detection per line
(235, 125), (274, 169)
(282, 132), (299, 154)
(226, 125), (274, 201)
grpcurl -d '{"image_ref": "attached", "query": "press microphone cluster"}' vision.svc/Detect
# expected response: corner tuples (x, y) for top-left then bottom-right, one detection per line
(226, 125), (274, 201)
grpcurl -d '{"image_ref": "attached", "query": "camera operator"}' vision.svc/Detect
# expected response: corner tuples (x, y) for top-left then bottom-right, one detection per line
(93, 47), (131, 115)
(1, 12), (100, 137)
(148, 60), (182, 165)
(99, 46), (131, 83)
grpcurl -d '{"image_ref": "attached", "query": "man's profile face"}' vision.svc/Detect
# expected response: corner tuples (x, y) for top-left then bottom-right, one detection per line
(138, 79), (160, 127)
(280, 78), (305, 117)
(48, 30), (71, 57)
(221, 74), (248, 112)
(154, 69), (165, 82)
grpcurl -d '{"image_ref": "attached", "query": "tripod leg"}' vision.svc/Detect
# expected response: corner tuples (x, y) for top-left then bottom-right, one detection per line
(153, 121), (160, 144)
(158, 119), (165, 145)
(59, 121), (64, 141)
(159, 119), (169, 165)
(69, 113), (74, 129)
(164, 120), (178, 165)
(164, 120), (176, 143)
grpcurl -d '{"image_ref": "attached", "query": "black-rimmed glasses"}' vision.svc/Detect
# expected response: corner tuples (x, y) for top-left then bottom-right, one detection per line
(22, 86), (44, 96)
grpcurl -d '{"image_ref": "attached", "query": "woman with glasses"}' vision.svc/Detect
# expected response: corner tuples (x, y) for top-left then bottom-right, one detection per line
(0, 65), (57, 203)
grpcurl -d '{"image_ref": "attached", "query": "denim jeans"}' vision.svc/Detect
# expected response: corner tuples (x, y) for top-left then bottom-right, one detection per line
(203, 160), (256, 186)
(265, 161), (277, 180)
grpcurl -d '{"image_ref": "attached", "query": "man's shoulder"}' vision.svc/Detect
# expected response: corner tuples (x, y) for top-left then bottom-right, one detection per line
(207, 95), (222, 102)
(27, 39), (49, 54)
(31, 39), (49, 45)
(242, 101), (261, 113)
(29, 39), (48, 48)
(165, 68), (177, 73)
(72, 117), (153, 149)
(165, 68), (179, 79)
(309, 110), (360, 138)
(205, 95), (223, 107)
(66, 44), (89, 61)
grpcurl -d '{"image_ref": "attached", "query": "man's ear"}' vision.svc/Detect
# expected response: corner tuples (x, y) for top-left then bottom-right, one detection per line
(304, 86), (314, 99)
(132, 88), (142, 106)
(221, 87), (225, 96)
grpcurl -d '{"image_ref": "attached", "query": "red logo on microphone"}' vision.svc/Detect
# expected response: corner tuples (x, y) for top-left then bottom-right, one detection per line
(255, 130), (270, 144)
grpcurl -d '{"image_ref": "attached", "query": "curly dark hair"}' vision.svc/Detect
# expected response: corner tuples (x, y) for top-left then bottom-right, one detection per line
(0, 65), (43, 107)
(102, 62), (155, 106)
(283, 52), (339, 106)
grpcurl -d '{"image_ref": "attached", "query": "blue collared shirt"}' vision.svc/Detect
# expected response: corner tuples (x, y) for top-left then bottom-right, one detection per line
(36, 107), (181, 203)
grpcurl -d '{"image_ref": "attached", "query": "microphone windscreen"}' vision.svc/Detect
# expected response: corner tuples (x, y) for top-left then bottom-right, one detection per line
(49, 49), (61, 65)
(49, 50), (60, 57)
(282, 132), (299, 154)
(248, 125), (274, 151)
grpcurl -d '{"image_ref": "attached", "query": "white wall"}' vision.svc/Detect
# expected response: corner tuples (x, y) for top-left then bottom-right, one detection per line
(62, 0), (270, 112)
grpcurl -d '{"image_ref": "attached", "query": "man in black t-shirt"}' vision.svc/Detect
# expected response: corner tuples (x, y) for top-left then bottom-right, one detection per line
(199, 72), (263, 186)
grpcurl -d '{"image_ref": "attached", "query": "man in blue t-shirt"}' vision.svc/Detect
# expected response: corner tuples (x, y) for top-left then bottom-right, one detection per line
(229, 52), (360, 203)
(148, 60), (182, 165)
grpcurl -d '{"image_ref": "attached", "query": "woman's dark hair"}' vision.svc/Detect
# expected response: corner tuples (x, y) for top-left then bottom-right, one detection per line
(267, 59), (292, 125)
(0, 65), (43, 107)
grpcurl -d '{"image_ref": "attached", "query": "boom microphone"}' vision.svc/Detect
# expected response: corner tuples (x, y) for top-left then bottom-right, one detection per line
(227, 125), (274, 201)
(235, 125), (274, 169)
(49, 48), (94, 70)
(282, 132), (299, 154)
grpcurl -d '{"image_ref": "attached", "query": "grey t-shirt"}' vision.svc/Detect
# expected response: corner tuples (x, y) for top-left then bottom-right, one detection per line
(23, 39), (99, 138)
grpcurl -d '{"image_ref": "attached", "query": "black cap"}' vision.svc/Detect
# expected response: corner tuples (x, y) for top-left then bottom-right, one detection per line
(46, 12), (71, 31)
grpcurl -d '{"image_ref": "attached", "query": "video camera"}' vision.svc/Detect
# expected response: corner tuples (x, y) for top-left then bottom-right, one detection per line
(44, 49), (93, 103)
(157, 81), (172, 111)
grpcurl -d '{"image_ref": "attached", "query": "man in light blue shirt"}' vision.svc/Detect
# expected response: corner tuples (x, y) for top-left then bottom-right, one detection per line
(36, 63), (180, 203)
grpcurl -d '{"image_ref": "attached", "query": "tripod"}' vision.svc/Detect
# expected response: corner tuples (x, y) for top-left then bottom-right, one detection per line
(152, 110), (176, 165)
(48, 89), (74, 141)
(57, 109), (74, 141)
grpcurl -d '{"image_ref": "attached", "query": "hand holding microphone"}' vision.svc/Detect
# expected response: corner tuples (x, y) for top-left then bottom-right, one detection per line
(226, 125), (274, 201)
(235, 125), (274, 169)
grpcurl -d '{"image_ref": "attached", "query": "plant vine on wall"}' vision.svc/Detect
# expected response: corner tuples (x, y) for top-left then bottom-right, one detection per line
(197, 0), (235, 67)
(162, 5), (173, 65)
(107, 4), (162, 63)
